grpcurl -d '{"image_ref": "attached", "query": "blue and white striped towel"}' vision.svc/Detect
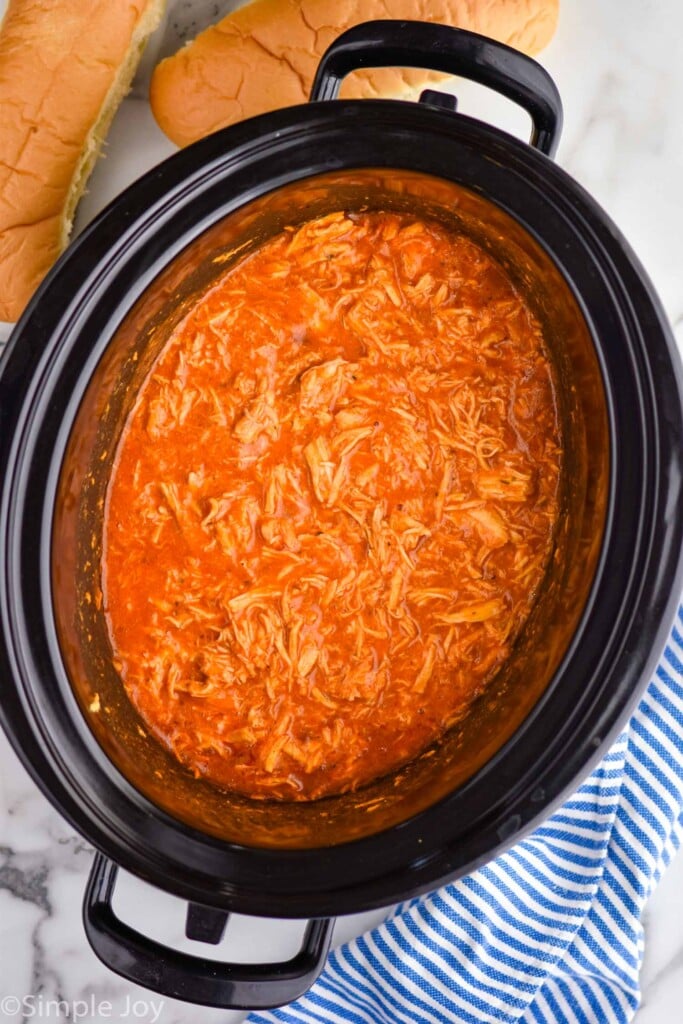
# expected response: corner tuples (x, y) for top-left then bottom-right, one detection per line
(249, 606), (683, 1024)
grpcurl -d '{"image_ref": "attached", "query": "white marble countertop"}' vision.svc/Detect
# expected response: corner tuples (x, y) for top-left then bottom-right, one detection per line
(1, 1), (682, 1021)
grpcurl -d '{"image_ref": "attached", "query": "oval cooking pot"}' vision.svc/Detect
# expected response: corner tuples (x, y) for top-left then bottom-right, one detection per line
(1, 21), (683, 1011)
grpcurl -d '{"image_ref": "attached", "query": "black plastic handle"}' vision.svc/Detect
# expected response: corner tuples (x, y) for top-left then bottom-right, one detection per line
(83, 852), (334, 1010)
(310, 20), (562, 157)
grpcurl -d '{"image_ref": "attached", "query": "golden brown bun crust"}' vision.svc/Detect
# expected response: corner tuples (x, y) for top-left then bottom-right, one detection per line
(0, 0), (165, 323)
(150, 0), (559, 149)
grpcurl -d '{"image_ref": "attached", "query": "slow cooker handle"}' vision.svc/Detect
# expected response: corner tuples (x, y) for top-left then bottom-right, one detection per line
(83, 852), (334, 1010)
(310, 20), (562, 157)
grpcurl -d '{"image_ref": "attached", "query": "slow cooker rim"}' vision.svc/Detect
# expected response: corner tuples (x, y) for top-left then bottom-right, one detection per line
(1, 100), (682, 916)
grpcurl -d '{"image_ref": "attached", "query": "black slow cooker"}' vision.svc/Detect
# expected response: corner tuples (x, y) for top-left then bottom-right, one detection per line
(1, 21), (682, 1011)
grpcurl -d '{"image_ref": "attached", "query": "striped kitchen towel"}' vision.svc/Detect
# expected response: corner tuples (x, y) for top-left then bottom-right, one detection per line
(249, 605), (683, 1024)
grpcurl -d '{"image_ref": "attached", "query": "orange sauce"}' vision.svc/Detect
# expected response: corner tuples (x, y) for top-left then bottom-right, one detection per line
(103, 211), (561, 800)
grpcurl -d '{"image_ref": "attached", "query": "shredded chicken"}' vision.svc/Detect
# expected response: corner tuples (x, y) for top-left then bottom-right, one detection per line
(103, 211), (562, 801)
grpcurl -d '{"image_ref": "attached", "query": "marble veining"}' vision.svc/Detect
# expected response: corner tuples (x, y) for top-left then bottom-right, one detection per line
(1, 0), (682, 1020)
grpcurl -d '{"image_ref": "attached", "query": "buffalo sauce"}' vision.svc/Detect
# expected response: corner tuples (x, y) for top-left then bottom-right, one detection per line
(103, 211), (561, 800)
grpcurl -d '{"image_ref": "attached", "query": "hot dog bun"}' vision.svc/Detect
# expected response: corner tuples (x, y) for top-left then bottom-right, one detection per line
(0, 0), (165, 323)
(150, 0), (559, 148)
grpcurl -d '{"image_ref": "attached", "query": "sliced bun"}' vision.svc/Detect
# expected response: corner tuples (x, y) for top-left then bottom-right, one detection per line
(150, 0), (559, 149)
(0, 0), (166, 323)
